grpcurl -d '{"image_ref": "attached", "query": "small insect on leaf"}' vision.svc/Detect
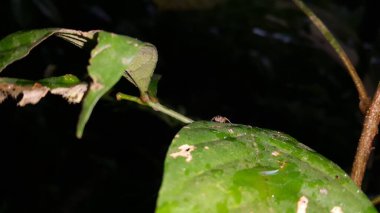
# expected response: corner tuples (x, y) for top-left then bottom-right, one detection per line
(211, 115), (231, 123)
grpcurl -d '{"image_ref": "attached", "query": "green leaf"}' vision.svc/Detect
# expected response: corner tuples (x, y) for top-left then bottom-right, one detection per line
(0, 74), (87, 106)
(121, 39), (158, 95)
(76, 31), (158, 138)
(0, 28), (57, 72)
(0, 28), (95, 73)
(38, 74), (81, 88)
(0, 74), (80, 87)
(156, 121), (377, 212)
(0, 28), (158, 138)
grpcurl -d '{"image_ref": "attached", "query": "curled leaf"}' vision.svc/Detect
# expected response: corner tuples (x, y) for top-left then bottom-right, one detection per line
(76, 31), (158, 138)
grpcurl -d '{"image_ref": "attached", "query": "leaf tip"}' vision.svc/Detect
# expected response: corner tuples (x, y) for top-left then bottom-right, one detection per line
(76, 126), (84, 139)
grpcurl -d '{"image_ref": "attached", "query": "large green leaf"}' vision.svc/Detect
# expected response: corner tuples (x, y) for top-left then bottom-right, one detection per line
(156, 121), (377, 212)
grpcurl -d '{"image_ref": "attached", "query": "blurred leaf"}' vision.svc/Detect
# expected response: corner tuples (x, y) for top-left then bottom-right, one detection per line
(153, 0), (225, 10)
(11, 0), (36, 26)
(32, 0), (62, 24)
(156, 121), (377, 212)
(0, 74), (87, 106)
(10, 0), (62, 26)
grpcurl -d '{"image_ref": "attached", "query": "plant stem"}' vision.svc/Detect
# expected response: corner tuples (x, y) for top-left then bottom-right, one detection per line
(116, 92), (194, 124)
(351, 83), (380, 187)
(292, 0), (370, 113)
(372, 195), (380, 206)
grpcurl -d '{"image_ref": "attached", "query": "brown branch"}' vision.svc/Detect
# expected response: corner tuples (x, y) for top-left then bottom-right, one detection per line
(292, 0), (370, 113)
(372, 195), (380, 206)
(351, 83), (380, 187)
(292, 0), (378, 189)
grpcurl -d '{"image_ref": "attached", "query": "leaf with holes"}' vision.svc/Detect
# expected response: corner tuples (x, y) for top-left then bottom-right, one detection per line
(0, 28), (158, 138)
(0, 74), (87, 105)
(156, 121), (376, 212)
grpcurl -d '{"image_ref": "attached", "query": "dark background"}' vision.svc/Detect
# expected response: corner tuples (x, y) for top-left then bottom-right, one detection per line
(0, 0), (379, 212)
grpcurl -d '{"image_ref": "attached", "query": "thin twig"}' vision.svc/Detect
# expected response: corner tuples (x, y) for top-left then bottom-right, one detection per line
(292, 0), (370, 113)
(116, 92), (194, 124)
(351, 83), (380, 187)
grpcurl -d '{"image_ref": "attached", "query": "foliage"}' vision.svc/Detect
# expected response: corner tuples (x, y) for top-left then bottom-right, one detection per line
(0, 0), (379, 212)
(0, 26), (377, 212)
(0, 28), (157, 138)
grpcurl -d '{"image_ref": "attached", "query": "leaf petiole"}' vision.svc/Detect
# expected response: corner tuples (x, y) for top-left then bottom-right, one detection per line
(116, 92), (194, 124)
